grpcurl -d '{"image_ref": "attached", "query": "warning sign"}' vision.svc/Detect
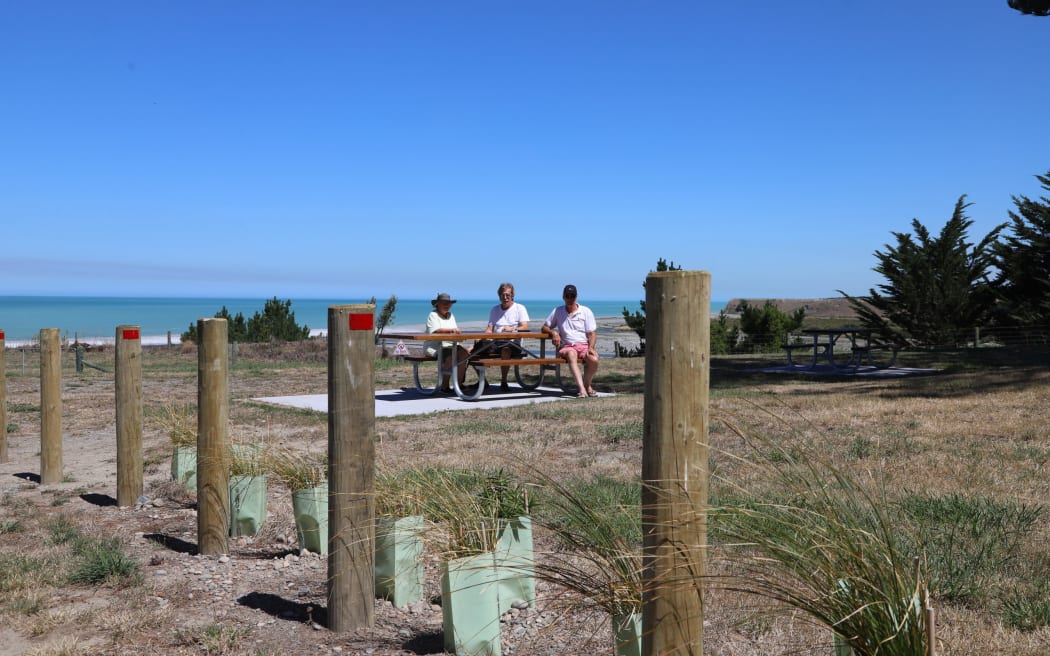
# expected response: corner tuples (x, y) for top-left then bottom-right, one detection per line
(392, 340), (410, 356)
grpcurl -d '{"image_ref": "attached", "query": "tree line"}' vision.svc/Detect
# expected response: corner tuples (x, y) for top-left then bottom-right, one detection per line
(624, 167), (1050, 352)
(181, 295), (398, 344)
(841, 169), (1050, 348)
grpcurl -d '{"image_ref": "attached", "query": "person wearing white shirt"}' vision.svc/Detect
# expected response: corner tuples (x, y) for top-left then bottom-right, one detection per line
(541, 284), (599, 398)
(425, 292), (469, 393)
(475, 282), (530, 391)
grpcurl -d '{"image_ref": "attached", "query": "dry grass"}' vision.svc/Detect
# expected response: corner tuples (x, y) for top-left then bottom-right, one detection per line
(1, 343), (1048, 654)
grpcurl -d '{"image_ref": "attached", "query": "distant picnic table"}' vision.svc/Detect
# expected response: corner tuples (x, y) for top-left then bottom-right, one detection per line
(783, 327), (900, 370)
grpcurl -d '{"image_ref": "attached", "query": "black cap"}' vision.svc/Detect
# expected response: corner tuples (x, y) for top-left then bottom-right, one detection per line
(563, 284), (578, 297)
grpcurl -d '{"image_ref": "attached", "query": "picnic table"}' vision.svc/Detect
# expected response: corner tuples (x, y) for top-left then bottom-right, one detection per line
(383, 331), (571, 400)
(783, 327), (900, 370)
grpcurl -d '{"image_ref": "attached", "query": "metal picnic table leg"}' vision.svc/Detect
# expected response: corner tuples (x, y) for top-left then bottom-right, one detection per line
(451, 348), (485, 401)
(412, 359), (439, 395)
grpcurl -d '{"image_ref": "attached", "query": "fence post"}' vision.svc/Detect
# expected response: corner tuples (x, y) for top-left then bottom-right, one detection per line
(641, 270), (709, 655)
(197, 318), (230, 556)
(115, 325), (143, 507)
(327, 304), (376, 631)
(0, 329), (7, 463)
(40, 328), (63, 484)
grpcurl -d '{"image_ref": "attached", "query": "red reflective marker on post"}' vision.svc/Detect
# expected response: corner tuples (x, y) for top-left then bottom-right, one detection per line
(349, 313), (374, 331)
(122, 329), (140, 340)
(0, 331), (5, 340)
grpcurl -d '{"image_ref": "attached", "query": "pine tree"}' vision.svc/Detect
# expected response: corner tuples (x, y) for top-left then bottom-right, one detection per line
(995, 170), (1050, 328)
(1008, 0), (1050, 16)
(842, 197), (1004, 347)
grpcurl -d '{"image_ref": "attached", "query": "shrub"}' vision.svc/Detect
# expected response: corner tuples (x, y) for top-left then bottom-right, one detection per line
(733, 300), (804, 353)
(182, 297), (310, 344)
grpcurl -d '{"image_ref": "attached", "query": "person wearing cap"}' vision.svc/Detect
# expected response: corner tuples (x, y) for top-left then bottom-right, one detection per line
(473, 282), (531, 392)
(425, 292), (469, 392)
(541, 284), (599, 398)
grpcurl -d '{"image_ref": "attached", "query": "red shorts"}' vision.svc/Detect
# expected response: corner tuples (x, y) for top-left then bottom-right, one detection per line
(559, 343), (590, 359)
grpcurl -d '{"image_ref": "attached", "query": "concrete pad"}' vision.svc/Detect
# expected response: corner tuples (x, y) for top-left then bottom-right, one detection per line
(253, 385), (612, 417)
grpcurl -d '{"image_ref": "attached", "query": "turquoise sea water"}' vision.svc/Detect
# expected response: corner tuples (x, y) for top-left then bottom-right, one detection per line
(0, 296), (729, 343)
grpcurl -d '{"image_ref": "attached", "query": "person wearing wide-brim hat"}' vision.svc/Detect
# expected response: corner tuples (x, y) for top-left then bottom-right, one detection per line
(425, 292), (469, 392)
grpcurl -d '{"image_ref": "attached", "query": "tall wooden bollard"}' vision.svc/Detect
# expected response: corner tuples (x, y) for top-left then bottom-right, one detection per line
(115, 325), (143, 506)
(40, 328), (63, 484)
(0, 329), (8, 463)
(641, 270), (709, 655)
(327, 304), (376, 631)
(197, 318), (230, 555)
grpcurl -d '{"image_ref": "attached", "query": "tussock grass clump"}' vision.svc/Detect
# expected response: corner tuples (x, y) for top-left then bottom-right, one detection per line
(710, 427), (930, 656)
(375, 468), (428, 518)
(229, 439), (268, 477)
(397, 467), (528, 558)
(42, 515), (141, 587)
(158, 401), (196, 448)
(265, 446), (326, 491)
(531, 474), (643, 619)
(67, 536), (141, 586)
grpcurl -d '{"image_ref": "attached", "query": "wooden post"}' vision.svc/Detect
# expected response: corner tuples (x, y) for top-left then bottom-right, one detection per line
(115, 325), (143, 506)
(0, 329), (7, 463)
(327, 304), (376, 631)
(197, 318), (230, 555)
(641, 270), (709, 655)
(40, 328), (63, 484)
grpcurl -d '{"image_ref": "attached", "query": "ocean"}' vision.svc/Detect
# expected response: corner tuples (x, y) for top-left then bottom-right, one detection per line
(0, 296), (729, 345)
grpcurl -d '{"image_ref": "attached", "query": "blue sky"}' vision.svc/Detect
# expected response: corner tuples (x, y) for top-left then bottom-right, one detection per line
(2, 2), (1048, 302)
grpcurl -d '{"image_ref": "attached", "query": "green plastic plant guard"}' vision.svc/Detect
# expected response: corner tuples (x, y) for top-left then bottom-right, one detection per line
(441, 551), (500, 656)
(292, 482), (328, 554)
(495, 516), (535, 614)
(613, 610), (642, 656)
(171, 446), (196, 490)
(375, 515), (425, 606)
(229, 474), (268, 537)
